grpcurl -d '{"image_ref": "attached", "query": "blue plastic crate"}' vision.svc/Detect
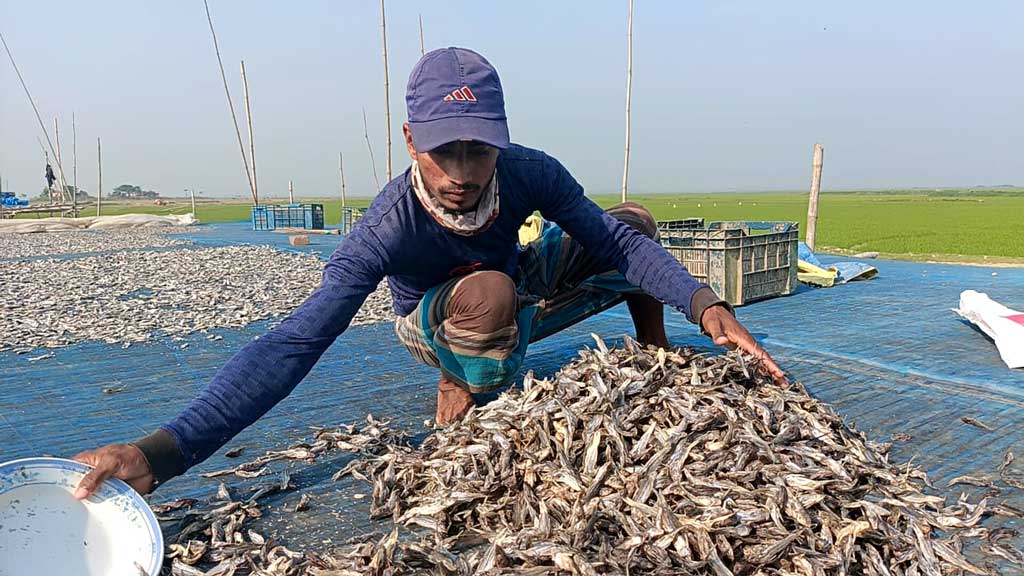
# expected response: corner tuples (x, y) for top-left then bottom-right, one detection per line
(251, 204), (324, 231)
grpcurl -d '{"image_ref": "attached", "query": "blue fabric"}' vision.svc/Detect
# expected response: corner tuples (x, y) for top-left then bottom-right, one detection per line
(160, 144), (708, 470)
(799, 242), (879, 284)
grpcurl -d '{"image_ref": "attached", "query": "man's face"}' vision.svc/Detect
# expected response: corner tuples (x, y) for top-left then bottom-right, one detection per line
(404, 123), (499, 212)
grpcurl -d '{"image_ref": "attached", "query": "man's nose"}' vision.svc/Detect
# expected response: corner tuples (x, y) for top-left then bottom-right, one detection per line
(446, 156), (472, 182)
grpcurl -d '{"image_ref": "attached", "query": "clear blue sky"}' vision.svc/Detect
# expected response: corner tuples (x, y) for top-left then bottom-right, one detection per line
(2, 1), (1021, 198)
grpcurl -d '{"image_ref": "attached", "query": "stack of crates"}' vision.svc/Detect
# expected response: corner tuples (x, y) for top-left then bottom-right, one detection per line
(657, 218), (705, 231)
(341, 207), (363, 234)
(251, 203), (325, 231)
(659, 221), (799, 306)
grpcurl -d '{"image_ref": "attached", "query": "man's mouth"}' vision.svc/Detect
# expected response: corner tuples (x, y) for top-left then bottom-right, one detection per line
(443, 189), (477, 200)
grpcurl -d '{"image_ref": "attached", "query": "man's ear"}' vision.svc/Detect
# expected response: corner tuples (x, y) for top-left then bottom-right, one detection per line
(403, 123), (417, 160)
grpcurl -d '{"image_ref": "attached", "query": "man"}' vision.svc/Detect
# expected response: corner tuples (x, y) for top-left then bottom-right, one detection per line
(45, 162), (56, 192)
(73, 48), (783, 498)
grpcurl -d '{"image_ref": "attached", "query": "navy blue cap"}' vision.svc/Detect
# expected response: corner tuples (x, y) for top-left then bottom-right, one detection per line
(405, 47), (510, 152)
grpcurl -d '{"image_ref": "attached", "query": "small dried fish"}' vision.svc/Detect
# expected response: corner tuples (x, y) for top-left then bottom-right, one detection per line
(961, 416), (995, 432)
(147, 338), (1020, 574)
(1, 245), (394, 353)
(998, 449), (1014, 473)
(947, 475), (995, 488)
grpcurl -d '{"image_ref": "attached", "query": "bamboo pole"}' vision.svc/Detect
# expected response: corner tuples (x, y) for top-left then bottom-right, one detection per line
(54, 117), (69, 203)
(240, 60), (258, 205)
(96, 137), (102, 216)
(203, 0), (257, 205)
(620, 0), (634, 204)
(806, 143), (825, 250)
(381, 0), (392, 182)
(418, 14), (425, 56)
(339, 152), (347, 208)
(72, 112), (78, 214)
(0, 31), (67, 194)
(363, 107), (381, 191)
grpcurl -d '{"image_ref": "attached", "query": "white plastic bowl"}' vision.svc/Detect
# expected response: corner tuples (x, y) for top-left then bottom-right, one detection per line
(0, 457), (163, 576)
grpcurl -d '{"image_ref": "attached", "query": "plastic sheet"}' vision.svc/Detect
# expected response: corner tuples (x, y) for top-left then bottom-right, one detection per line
(1, 221), (1021, 553)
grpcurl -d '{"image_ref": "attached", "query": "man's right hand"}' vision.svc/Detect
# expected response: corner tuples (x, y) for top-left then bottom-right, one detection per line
(72, 443), (155, 499)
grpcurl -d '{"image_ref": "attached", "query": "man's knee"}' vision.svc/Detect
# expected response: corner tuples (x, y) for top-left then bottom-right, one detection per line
(609, 202), (658, 240)
(446, 271), (517, 331)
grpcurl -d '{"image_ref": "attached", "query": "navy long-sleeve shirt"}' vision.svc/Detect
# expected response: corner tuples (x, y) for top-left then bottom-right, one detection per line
(135, 144), (715, 483)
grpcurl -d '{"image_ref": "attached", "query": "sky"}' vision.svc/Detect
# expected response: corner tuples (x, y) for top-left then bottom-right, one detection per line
(2, 1), (1022, 199)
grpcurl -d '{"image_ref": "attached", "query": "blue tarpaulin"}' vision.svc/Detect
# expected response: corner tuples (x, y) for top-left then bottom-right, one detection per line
(1, 221), (1021, 551)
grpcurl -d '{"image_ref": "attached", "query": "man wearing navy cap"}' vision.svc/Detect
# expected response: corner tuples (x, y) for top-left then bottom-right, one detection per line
(74, 48), (783, 497)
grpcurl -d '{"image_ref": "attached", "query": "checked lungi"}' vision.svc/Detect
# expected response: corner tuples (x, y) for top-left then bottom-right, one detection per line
(395, 202), (658, 393)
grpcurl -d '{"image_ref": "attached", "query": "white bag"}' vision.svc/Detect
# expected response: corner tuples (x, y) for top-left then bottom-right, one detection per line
(953, 290), (1024, 369)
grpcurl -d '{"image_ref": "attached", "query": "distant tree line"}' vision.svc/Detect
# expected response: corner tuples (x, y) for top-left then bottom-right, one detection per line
(110, 184), (160, 199)
(35, 185), (91, 201)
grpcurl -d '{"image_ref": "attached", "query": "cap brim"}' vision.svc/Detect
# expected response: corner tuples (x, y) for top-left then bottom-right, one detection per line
(408, 116), (510, 152)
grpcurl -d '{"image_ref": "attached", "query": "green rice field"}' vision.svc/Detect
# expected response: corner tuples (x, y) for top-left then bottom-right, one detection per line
(47, 189), (1024, 263)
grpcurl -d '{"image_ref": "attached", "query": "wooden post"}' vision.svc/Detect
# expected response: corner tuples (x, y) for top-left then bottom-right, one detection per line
(203, 0), (257, 205)
(418, 14), (425, 56)
(72, 112), (78, 214)
(1, 31), (67, 193)
(363, 107), (381, 191)
(54, 117), (69, 203)
(380, 0), (392, 182)
(806, 143), (824, 250)
(241, 60), (259, 205)
(620, 0), (634, 204)
(96, 137), (102, 216)
(339, 152), (347, 208)
(288, 180), (294, 204)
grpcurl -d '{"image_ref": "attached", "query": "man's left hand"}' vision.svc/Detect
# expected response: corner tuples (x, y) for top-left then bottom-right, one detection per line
(700, 305), (788, 385)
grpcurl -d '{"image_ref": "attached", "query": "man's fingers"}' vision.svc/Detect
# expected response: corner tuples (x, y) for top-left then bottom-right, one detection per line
(72, 451), (120, 499)
(713, 335), (733, 348)
(724, 325), (788, 385)
(704, 315), (735, 349)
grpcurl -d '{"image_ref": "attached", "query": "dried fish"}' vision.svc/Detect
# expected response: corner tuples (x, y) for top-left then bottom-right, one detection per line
(998, 449), (1014, 474)
(0, 245), (393, 353)
(960, 416), (995, 432)
(149, 338), (1018, 574)
(947, 474), (995, 488)
(0, 228), (190, 260)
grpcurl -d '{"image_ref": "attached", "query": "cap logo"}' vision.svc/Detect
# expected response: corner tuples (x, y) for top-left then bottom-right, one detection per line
(442, 86), (477, 103)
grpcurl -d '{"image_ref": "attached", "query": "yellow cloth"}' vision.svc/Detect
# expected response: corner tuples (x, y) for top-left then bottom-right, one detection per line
(798, 259), (838, 288)
(518, 214), (545, 245)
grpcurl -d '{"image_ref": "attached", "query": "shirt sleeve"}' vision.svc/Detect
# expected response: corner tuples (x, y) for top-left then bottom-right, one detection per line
(134, 230), (387, 483)
(534, 153), (715, 323)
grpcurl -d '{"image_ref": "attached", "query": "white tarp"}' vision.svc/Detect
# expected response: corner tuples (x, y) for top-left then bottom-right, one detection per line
(0, 213), (197, 234)
(954, 290), (1024, 369)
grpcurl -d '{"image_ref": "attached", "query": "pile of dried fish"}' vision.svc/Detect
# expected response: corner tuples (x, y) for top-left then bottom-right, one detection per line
(155, 416), (409, 575)
(0, 229), (191, 260)
(155, 338), (1021, 575)
(1, 246), (393, 352)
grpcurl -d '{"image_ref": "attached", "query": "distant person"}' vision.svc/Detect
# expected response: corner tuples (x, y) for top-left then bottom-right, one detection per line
(73, 48), (785, 498)
(45, 162), (56, 191)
